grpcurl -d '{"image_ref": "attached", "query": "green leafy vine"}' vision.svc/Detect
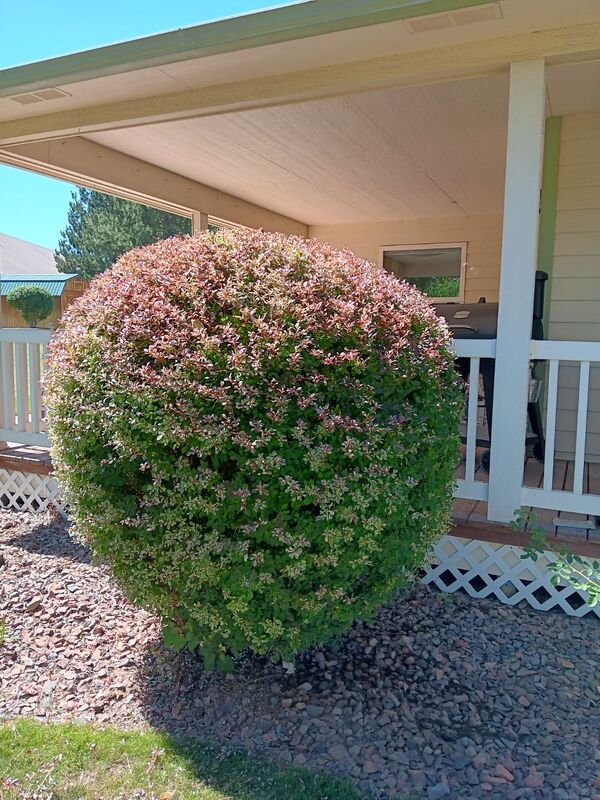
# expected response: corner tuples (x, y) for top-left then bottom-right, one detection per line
(513, 511), (600, 608)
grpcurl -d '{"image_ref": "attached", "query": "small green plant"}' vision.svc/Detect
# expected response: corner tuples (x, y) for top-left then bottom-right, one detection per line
(6, 285), (54, 328)
(513, 511), (600, 607)
(0, 617), (5, 645)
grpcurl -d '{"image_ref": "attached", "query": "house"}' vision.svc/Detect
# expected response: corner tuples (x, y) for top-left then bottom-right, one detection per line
(0, 234), (87, 326)
(1, 272), (88, 328)
(0, 232), (59, 275)
(0, 0), (599, 612)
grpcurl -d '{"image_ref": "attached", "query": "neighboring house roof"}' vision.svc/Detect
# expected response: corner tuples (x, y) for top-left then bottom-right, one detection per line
(0, 233), (59, 275)
(1, 274), (77, 296)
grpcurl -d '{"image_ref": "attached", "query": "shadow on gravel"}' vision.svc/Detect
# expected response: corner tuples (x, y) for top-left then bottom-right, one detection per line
(6, 518), (91, 564)
(137, 637), (386, 799)
(135, 587), (441, 799)
(161, 735), (374, 800)
(135, 586), (600, 800)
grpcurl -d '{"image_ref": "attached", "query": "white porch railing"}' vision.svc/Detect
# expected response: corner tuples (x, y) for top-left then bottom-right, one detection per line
(452, 337), (600, 521)
(0, 326), (598, 522)
(451, 338), (496, 503)
(0, 328), (51, 448)
(521, 339), (600, 517)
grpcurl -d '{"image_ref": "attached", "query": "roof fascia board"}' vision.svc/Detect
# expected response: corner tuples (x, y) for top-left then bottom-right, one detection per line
(0, 0), (487, 96)
(2, 274), (76, 280)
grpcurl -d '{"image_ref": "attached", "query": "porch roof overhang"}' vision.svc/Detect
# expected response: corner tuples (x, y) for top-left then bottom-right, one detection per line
(0, 0), (504, 95)
(0, 0), (599, 230)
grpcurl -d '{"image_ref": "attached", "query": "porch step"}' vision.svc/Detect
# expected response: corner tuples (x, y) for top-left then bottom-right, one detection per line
(0, 445), (53, 476)
(553, 516), (596, 531)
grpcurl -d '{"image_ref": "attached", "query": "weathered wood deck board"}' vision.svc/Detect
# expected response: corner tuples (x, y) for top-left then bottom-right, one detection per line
(452, 455), (600, 538)
(587, 462), (600, 496)
(521, 456), (546, 532)
(531, 457), (566, 534)
(0, 445), (53, 476)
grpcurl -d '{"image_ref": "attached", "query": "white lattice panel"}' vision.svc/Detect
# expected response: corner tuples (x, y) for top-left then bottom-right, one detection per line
(0, 468), (64, 514)
(423, 535), (600, 618)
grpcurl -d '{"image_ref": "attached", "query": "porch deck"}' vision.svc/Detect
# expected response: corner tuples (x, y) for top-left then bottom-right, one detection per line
(455, 448), (600, 543)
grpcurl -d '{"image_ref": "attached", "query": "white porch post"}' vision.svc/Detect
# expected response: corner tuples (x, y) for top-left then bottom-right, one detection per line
(487, 60), (546, 523)
(191, 211), (209, 235)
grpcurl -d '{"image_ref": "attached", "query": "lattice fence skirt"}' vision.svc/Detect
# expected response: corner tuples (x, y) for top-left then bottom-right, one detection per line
(422, 535), (600, 618)
(0, 468), (64, 514)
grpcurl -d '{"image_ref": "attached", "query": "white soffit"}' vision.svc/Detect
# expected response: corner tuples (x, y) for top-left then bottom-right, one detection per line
(405, 2), (503, 33)
(0, 67), (184, 122)
(153, 0), (599, 92)
(86, 73), (509, 226)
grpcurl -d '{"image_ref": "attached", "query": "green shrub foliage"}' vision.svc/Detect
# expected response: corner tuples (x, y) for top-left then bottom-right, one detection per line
(45, 229), (462, 666)
(7, 285), (54, 328)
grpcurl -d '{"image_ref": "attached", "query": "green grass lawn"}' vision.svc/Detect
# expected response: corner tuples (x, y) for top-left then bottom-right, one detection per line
(0, 719), (379, 800)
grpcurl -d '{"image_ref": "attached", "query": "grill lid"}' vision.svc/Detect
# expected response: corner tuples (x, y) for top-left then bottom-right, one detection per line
(435, 302), (499, 339)
(434, 271), (547, 341)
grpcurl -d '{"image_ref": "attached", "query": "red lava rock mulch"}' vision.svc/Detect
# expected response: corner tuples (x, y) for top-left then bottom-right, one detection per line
(0, 510), (158, 725)
(1, 509), (599, 800)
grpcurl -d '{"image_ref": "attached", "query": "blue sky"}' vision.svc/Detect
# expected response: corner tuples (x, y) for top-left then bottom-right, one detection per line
(0, 0), (279, 250)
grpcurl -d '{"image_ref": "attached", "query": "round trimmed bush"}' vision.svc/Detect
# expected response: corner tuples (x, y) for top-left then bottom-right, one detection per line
(7, 285), (54, 328)
(45, 229), (461, 666)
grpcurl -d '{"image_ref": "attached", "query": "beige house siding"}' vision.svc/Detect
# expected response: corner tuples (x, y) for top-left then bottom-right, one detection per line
(308, 214), (503, 304)
(550, 111), (600, 462)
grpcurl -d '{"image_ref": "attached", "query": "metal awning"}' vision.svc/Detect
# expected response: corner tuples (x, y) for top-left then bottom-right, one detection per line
(0, 274), (77, 296)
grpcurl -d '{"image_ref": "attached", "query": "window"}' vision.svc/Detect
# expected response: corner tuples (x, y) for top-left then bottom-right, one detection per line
(379, 242), (466, 302)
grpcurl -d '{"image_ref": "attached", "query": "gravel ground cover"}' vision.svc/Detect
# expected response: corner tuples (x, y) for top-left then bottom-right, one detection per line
(0, 509), (599, 800)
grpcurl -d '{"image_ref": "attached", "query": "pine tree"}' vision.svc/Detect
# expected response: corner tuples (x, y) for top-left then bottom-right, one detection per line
(55, 188), (191, 278)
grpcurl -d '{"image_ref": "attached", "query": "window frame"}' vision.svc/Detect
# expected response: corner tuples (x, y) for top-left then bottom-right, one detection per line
(378, 241), (467, 303)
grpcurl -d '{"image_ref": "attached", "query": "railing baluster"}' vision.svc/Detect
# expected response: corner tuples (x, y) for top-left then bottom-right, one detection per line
(0, 330), (51, 447)
(573, 360), (590, 495)
(0, 342), (15, 431)
(15, 343), (28, 432)
(465, 356), (480, 484)
(543, 359), (559, 491)
(40, 343), (48, 432)
(28, 343), (41, 434)
(451, 340), (494, 502)
(0, 342), (15, 428)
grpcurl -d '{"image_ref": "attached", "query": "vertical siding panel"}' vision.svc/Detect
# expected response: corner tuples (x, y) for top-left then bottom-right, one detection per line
(551, 112), (600, 461)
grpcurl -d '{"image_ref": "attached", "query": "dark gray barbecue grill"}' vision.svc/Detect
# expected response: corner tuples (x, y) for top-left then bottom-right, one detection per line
(435, 271), (548, 471)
